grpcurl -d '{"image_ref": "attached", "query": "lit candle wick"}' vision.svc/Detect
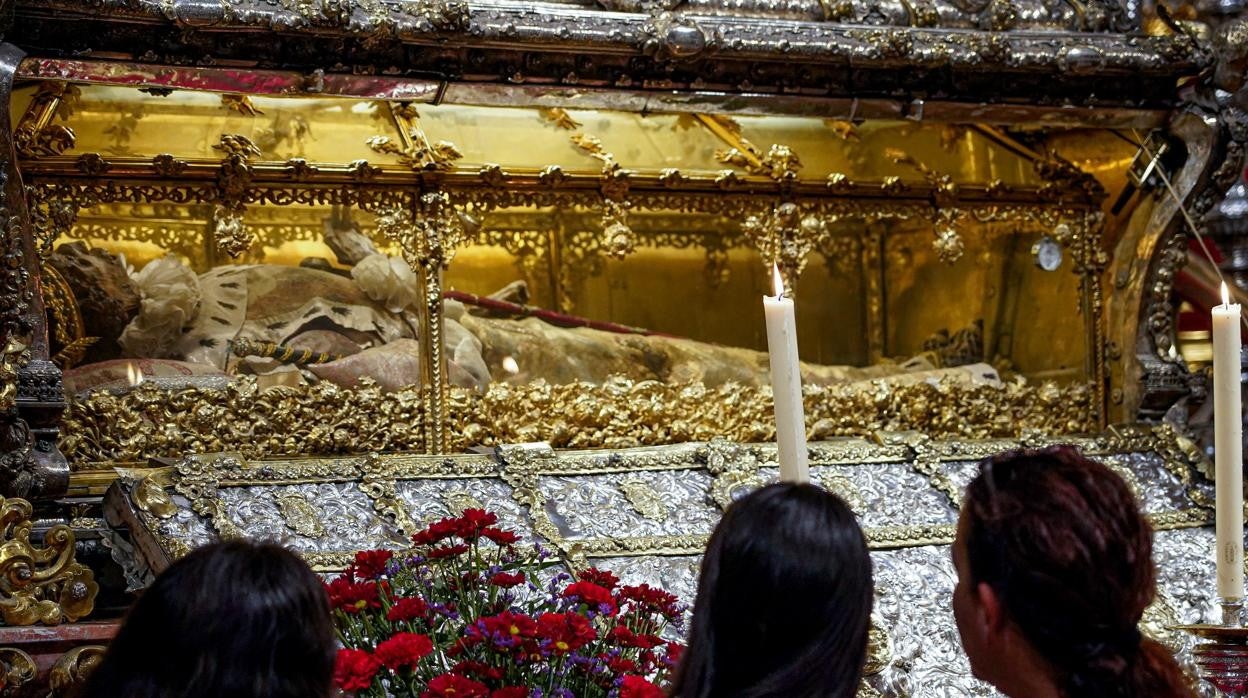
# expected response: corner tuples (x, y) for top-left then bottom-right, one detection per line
(1223, 281), (1231, 308)
(771, 263), (785, 299)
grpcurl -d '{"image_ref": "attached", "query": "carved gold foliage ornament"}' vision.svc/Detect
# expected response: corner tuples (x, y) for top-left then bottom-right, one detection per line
(212, 134), (261, 257)
(48, 645), (106, 697)
(0, 647), (35, 693)
(932, 212), (966, 265)
(698, 114), (802, 182)
(377, 191), (474, 275)
(213, 134), (262, 160)
(13, 82), (79, 160)
(221, 94), (264, 117)
(0, 340), (29, 413)
(28, 196), (77, 260)
(567, 132), (636, 259)
(601, 200), (635, 257)
(539, 108), (582, 131)
(62, 378), (428, 463)
(211, 204), (251, 258)
(60, 375), (1097, 464)
(371, 103), (463, 172)
(132, 475), (177, 520)
(1139, 587), (1183, 652)
(173, 457), (246, 540)
(863, 615), (893, 676)
(359, 454), (419, 537)
(570, 134), (611, 164)
(885, 148), (958, 203)
(741, 202), (824, 290)
(717, 143), (803, 182)
(709, 470), (765, 511)
(273, 491), (327, 538)
(0, 497), (97, 625)
(821, 473), (865, 513)
(618, 479), (669, 522)
(442, 490), (485, 515)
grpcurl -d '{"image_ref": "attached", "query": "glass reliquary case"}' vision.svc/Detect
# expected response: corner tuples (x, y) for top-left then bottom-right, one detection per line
(10, 81), (1135, 467)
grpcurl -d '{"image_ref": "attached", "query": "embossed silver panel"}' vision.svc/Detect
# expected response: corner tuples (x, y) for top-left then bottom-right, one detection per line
(537, 469), (719, 541)
(217, 482), (406, 551)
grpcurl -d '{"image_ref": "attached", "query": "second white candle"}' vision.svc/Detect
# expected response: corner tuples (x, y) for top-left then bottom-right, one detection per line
(1213, 281), (1244, 602)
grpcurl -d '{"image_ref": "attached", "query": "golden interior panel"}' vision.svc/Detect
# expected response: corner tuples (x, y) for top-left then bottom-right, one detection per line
(35, 84), (405, 164)
(14, 81), (1138, 454)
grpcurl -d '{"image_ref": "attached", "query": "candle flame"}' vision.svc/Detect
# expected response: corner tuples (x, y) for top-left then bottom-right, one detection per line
(771, 264), (785, 299)
(125, 362), (144, 387)
(1224, 281), (1231, 307)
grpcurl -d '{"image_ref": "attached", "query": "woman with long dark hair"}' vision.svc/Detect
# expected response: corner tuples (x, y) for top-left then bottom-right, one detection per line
(79, 540), (336, 698)
(671, 482), (874, 698)
(953, 446), (1196, 698)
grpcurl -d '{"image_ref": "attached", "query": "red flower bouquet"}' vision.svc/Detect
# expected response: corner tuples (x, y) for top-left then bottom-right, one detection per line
(327, 509), (684, 697)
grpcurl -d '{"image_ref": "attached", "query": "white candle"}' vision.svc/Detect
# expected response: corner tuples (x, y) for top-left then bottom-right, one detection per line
(1213, 281), (1244, 601)
(763, 264), (809, 483)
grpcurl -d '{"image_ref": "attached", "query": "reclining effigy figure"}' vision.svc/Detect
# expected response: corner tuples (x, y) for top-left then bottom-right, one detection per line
(49, 241), (1001, 397)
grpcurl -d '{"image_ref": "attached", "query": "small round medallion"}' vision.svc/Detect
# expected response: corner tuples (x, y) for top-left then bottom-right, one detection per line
(1032, 236), (1063, 272)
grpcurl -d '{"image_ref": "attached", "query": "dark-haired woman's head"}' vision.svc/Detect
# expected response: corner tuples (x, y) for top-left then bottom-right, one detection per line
(671, 482), (873, 698)
(80, 540), (335, 698)
(953, 446), (1195, 698)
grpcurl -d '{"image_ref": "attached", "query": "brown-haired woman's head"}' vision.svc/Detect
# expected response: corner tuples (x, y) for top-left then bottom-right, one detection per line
(952, 446), (1194, 698)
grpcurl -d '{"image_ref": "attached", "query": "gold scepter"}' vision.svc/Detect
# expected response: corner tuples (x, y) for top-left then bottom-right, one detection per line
(229, 337), (344, 366)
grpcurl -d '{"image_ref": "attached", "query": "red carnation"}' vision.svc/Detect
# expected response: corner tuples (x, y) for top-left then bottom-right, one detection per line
(350, 549), (393, 580)
(374, 632), (434, 671)
(421, 673), (489, 698)
(635, 633), (664, 650)
(333, 648), (381, 692)
(326, 577), (381, 614)
(452, 660), (505, 682)
(428, 543), (470, 560)
(459, 508), (498, 536)
(608, 624), (637, 646)
(563, 581), (618, 615)
(577, 568), (620, 590)
(604, 655), (638, 674)
(618, 675), (664, 698)
(491, 688), (528, 698)
(413, 517), (463, 546)
(473, 610), (539, 649)
(489, 571), (526, 588)
(619, 584), (681, 617)
(481, 527), (521, 546)
(387, 596), (430, 622)
(536, 612), (596, 654)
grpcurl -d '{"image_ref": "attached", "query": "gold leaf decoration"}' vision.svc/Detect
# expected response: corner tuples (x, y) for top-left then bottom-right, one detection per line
(539, 107), (583, 131)
(274, 491), (327, 538)
(0, 497), (98, 625)
(618, 479), (669, 522)
(61, 376), (1095, 464)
